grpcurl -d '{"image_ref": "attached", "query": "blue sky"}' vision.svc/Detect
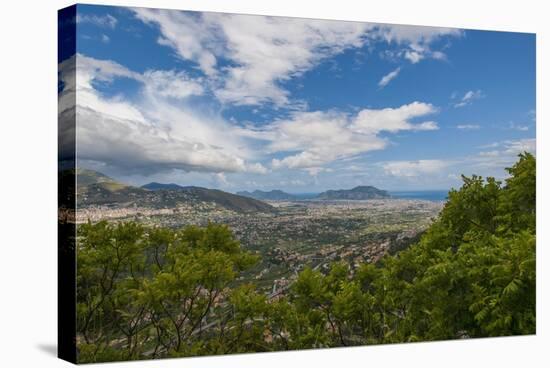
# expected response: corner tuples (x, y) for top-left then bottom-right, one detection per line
(60, 4), (536, 192)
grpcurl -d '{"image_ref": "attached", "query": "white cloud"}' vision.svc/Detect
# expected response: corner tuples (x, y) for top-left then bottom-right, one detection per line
(474, 138), (536, 170)
(133, 9), (219, 76)
(457, 124), (480, 130)
(76, 54), (141, 83)
(101, 34), (110, 43)
(382, 159), (448, 177)
(373, 138), (535, 185)
(59, 54), (267, 175)
(269, 118), (386, 169)
(211, 14), (371, 106)
(454, 89), (484, 108)
(352, 101), (438, 134)
(245, 162), (269, 174)
(431, 51), (448, 61)
(378, 67), (401, 88)
(74, 55), (145, 123)
(502, 138), (536, 154)
(214, 172), (230, 186)
(265, 102), (438, 172)
(132, 8), (461, 107)
(76, 13), (118, 29)
(415, 121), (439, 130)
(142, 70), (204, 99)
(133, 8), (371, 106)
(404, 50), (422, 63)
(375, 25), (462, 64)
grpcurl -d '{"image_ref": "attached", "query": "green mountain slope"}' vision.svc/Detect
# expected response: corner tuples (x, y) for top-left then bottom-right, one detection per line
(72, 169), (275, 213)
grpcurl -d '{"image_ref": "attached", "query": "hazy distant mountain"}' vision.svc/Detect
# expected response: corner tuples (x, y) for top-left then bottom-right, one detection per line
(72, 169), (275, 213)
(141, 182), (186, 191)
(237, 189), (297, 201)
(316, 186), (391, 200)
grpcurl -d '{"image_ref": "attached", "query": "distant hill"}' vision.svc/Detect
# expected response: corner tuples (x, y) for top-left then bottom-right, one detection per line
(316, 185), (391, 200)
(71, 169), (275, 214)
(142, 182), (186, 191)
(184, 187), (275, 213)
(75, 168), (122, 187)
(237, 189), (297, 201)
(75, 168), (145, 205)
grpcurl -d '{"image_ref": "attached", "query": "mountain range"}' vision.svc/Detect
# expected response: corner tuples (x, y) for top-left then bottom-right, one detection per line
(239, 186), (391, 201)
(316, 186), (391, 200)
(73, 169), (275, 214)
(71, 169), (391, 215)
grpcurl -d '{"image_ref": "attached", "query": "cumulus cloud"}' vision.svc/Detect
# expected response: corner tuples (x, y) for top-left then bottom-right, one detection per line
(264, 102), (438, 173)
(378, 67), (401, 88)
(454, 89), (484, 108)
(268, 110), (386, 171)
(352, 102), (438, 134)
(382, 159), (448, 177)
(59, 54), (268, 175)
(132, 8), (461, 106)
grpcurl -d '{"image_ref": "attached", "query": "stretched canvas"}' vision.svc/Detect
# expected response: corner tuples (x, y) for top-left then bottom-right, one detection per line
(58, 4), (536, 364)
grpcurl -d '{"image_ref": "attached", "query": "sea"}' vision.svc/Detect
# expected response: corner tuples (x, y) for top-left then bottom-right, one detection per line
(389, 190), (449, 202)
(289, 190), (450, 202)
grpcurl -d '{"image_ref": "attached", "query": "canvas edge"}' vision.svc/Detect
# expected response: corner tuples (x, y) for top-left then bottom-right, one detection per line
(58, 3), (77, 364)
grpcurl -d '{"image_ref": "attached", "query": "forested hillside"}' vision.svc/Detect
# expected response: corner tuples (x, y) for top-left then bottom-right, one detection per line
(76, 153), (536, 363)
